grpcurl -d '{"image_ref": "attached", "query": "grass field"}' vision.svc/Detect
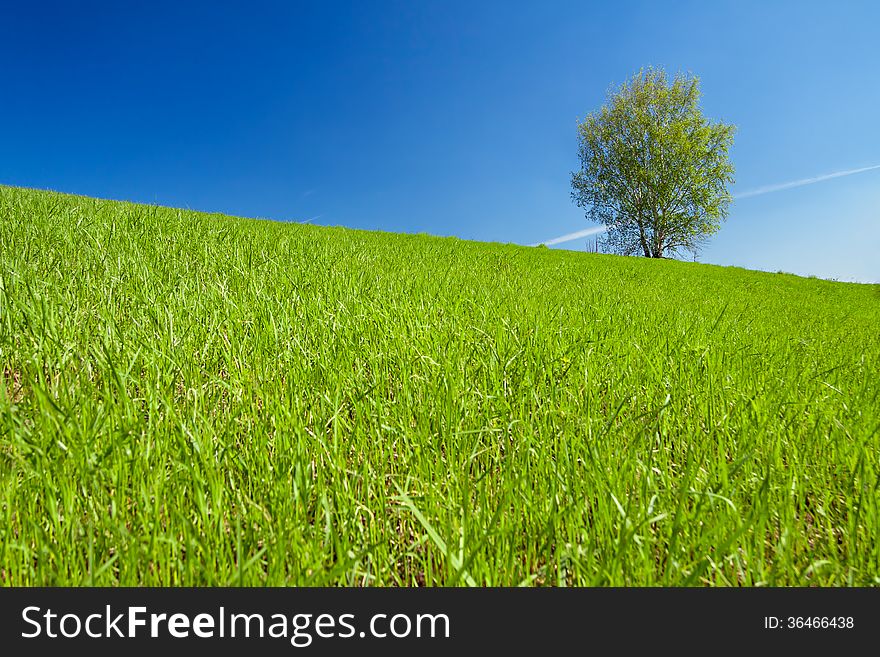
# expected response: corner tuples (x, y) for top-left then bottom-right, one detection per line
(1, 184), (878, 586)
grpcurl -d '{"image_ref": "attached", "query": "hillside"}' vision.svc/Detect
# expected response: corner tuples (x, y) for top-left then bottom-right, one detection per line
(1, 185), (878, 585)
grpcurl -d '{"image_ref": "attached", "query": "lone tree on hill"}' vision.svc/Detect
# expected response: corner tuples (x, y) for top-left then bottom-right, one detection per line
(571, 68), (735, 258)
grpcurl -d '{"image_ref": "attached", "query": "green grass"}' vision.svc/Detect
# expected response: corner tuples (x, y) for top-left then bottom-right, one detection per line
(1, 184), (878, 586)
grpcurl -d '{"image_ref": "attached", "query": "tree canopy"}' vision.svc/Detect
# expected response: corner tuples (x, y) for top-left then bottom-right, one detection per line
(571, 68), (735, 258)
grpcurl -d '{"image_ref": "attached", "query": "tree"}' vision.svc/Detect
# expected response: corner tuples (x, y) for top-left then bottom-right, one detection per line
(571, 68), (735, 258)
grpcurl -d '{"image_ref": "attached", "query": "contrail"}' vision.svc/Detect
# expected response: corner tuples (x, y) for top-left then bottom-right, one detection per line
(734, 163), (880, 199)
(535, 163), (880, 246)
(529, 225), (606, 247)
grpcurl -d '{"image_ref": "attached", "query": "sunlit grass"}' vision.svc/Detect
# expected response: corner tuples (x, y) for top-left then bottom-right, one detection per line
(1, 185), (878, 586)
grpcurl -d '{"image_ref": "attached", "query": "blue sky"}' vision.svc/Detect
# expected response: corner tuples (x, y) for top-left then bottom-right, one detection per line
(2, 1), (878, 282)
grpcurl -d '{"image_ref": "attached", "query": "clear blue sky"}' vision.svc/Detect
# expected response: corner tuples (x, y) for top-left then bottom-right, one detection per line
(2, 1), (878, 282)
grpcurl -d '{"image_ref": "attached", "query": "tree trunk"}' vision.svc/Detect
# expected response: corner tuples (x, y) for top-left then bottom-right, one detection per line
(637, 221), (651, 257)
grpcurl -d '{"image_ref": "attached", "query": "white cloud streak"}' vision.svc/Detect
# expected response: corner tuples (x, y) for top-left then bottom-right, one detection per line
(734, 164), (880, 199)
(529, 225), (606, 247)
(535, 163), (880, 247)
